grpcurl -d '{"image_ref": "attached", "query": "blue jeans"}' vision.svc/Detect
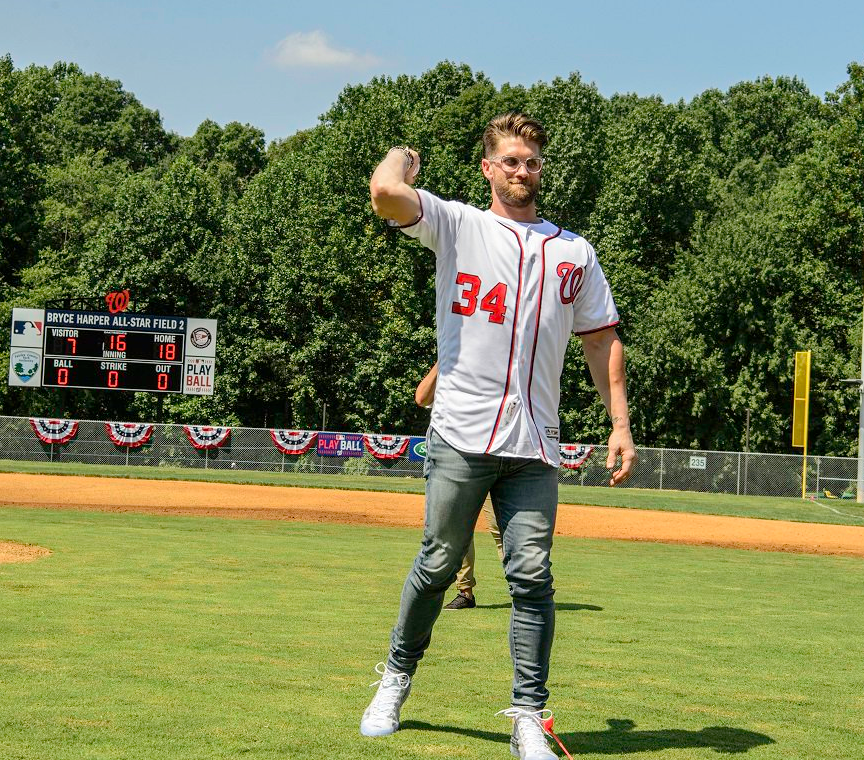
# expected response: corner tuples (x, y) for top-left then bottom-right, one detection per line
(386, 428), (558, 708)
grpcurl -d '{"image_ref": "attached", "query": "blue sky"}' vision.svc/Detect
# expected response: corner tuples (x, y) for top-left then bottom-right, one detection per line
(3, 0), (863, 143)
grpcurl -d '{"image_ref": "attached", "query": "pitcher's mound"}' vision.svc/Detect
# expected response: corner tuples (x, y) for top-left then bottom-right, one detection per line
(0, 541), (51, 564)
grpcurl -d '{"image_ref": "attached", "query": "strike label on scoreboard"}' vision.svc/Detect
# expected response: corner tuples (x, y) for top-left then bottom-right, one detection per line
(8, 307), (217, 395)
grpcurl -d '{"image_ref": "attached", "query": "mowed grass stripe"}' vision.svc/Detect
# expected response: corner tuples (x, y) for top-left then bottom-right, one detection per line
(1, 507), (863, 759)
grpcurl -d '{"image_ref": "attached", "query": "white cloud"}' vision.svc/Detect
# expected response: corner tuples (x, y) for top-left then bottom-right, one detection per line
(268, 31), (381, 69)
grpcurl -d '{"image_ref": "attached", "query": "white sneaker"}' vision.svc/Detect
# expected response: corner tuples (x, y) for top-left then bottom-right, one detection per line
(497, 707), (557, 760)
(360, 662), (412, 737)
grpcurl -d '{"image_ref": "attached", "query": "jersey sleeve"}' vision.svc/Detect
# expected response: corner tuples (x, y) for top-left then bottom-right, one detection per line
(571, 242), (620, 335)
(398, 188), (465, 254)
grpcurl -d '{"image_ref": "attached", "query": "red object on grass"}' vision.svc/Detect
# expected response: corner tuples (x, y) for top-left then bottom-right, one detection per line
(542, 715), (575, 760)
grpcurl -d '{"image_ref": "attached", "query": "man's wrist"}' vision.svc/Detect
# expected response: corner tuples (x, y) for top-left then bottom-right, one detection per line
(610, 414), (630, 430)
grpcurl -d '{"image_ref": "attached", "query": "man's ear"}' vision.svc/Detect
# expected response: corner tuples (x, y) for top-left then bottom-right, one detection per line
(481, 158), (494, 181)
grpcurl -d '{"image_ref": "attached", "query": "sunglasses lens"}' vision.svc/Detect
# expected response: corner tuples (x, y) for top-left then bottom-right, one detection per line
(501, 157), (520, 169)
(526, 158), (542, 172)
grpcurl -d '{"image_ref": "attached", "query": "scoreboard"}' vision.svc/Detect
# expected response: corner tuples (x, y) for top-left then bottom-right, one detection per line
(9, 307), (217, 395)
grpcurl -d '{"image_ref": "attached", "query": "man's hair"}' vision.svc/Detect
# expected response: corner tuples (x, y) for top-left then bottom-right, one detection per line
(482, 112), (548, 157)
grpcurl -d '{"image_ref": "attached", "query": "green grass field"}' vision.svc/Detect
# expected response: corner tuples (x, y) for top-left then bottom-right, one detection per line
(2, 505), (864, 759)
(3, 458), (864, 526)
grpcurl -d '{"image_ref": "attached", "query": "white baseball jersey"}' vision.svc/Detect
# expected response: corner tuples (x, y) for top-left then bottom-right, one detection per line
(401, 189), (619, 466)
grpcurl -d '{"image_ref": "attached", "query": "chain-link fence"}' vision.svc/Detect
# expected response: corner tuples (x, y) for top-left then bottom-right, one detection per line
(1, 415), (858, 499)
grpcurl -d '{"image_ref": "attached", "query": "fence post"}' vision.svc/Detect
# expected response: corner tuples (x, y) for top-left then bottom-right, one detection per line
(815, 456), (821, 496)
(737, 452), (741, 496)
(659, 448), (664, 490)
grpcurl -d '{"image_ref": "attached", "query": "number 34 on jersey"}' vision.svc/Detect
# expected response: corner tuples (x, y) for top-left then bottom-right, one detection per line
(450, 263), (585, 325)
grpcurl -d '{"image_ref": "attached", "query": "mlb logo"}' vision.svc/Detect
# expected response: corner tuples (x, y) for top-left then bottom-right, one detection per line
(10, 308), (46, 349)
(13, 320), (42, 336)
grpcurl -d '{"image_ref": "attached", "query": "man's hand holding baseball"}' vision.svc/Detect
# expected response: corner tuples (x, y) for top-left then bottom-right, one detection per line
(388, 146), (420, 183)
(370, 146), (422, 226)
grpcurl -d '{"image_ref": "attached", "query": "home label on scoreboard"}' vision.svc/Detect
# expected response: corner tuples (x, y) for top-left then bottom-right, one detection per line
(8, 307), (217, 395)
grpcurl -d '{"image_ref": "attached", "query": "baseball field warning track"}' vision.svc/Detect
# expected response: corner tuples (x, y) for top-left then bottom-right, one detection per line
(2, 472), (864, 559)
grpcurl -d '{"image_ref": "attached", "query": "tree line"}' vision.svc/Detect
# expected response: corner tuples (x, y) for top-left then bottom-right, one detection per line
(2, 55), (863, 454)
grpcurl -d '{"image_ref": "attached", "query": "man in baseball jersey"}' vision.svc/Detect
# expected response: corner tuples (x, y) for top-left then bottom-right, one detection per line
(360, 112), (636, 760)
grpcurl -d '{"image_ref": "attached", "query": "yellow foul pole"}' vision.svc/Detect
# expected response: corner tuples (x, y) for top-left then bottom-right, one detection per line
(792, 351), (812, 499)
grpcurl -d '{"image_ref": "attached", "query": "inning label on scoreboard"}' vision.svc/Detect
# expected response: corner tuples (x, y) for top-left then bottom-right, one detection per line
(8, 307), (217, 395)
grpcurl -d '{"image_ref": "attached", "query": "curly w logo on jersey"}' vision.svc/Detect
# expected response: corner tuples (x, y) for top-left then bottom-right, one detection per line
(556, 263), (585, 305)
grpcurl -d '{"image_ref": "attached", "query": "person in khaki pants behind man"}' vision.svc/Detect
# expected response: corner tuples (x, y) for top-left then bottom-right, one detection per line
(415, 362), (505, 610)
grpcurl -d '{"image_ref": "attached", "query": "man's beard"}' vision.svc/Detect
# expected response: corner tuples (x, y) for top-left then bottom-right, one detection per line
(494, 175), (539, 208)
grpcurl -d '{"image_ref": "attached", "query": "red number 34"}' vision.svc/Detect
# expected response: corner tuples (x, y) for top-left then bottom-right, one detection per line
(451, 273), (508, 324)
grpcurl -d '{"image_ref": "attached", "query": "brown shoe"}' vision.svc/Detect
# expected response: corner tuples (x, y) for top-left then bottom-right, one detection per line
(444, 591), (476, 610)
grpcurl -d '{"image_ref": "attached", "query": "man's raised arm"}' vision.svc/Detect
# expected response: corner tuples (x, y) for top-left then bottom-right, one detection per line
(370, 147), (422, 226)
(579, 327), (637, 486)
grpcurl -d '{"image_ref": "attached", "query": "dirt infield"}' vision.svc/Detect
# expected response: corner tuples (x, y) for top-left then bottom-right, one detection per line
(2, 472), (864, 561)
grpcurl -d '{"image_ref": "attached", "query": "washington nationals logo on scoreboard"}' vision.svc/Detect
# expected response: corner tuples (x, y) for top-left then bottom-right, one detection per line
(105, 289), (131, 314)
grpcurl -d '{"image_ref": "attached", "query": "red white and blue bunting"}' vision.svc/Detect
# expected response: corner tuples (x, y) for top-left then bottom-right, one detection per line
(363, 434), (410, 460)
(29, 418), (79, 445)
(559, 443), (593, 470)
(105, 422), (154, 448)
(271, 429), (318, 455)
(183, 425), (231, 450)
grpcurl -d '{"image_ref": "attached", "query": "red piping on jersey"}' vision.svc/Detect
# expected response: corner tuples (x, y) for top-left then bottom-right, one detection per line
(525, 227), (562, 464)
(574, 320), (620, 336)
(485, 223), (525, 454)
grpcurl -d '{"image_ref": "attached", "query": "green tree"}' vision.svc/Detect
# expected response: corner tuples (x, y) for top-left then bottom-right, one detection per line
(0, 55), (44, 285)
(588, 97), (709, 327)
(180, 119), (266, 197)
